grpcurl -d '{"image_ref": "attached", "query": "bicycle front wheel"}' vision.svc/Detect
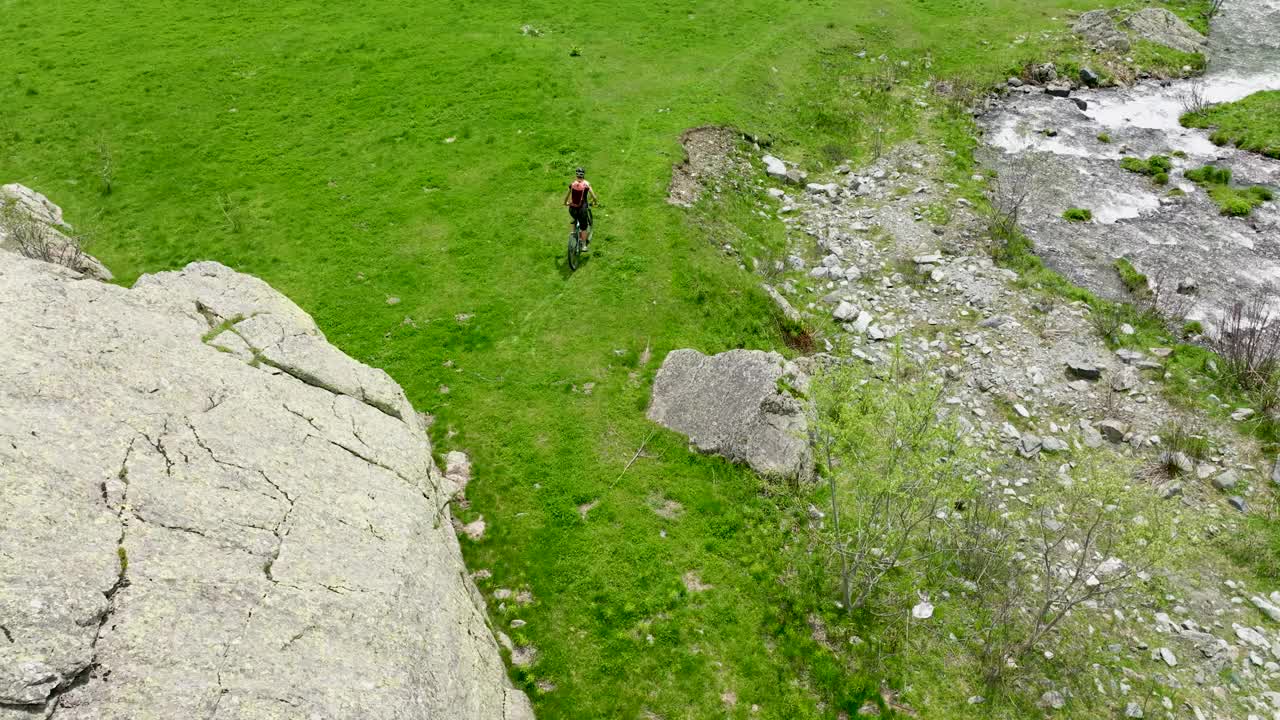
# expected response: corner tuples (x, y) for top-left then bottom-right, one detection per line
(567, 230), (580, 270)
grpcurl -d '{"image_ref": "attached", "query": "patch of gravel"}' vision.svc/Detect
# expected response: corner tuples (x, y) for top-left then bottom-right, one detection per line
(667, 126), (745, 207)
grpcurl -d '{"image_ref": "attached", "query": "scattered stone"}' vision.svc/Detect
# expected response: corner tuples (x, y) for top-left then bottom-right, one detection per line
(1231, 408), (1256, 421)
(1162, 451), (1194, 476)
(762, 155), (788, 180)
(1158, 647), (1177, 667)
(1007, 77), (1023, 87)
(763, 284), (803, 324)
(386, 295), (401, 305)
(1250, 595), (1280, 623)
(444, 450), (473, 497)
(1045, 82), (1072, 98)
(1227, 496), (1247, 513)
(1116, 349), (1145, 364)
(1039, 690), (1066, 710)
(1031, 63), (1058, 84)
(1111, 367), (1138, 392)
(1125, 701), (1144, 718)
(462, 517), (487, 540)
(1042, 436), (1069, 453)
(1080, 67), (1101, 86)
(1212, 469), (1239, 491)
(1018, 434), (1043, 458)
(1070, 97), (1088, 111)
(1066, 355), (1102, 380)
(834, 301), (860, 322)
(1098, 419), (1128, 444)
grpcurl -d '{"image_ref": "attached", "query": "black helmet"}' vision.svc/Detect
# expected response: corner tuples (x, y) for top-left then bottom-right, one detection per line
(575, 167), (585, 178)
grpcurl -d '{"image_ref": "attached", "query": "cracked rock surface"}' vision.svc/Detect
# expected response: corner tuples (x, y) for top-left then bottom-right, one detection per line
(0, 254), (532, 719)
(648, 349), (813, 480)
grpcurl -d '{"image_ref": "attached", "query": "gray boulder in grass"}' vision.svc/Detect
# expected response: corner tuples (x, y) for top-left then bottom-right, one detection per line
(648, 349), (813, 481)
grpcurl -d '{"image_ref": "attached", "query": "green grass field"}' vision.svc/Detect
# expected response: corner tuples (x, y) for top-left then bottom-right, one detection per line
(0, 0), (1215, 716)
(1181, 90), (1280, 159)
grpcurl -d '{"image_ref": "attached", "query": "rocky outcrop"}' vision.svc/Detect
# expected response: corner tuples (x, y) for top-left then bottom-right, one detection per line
(0, 184), (112, 281)
(647, 349), (812, 480)
(0, 253), (532, 719)
(1072, 8), (1206, 56)
(1122, 8), (1207, 54)
(1074, 9), (1131, 53)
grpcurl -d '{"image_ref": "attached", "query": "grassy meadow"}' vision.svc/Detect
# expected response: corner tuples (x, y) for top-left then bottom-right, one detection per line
(0, 0), (1220, 716)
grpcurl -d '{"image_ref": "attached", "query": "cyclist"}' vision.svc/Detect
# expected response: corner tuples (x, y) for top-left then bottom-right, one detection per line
(563, 167), (599, 249)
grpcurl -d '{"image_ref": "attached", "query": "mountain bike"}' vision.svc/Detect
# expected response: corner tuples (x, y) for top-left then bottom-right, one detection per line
(567, 203), (595, 271)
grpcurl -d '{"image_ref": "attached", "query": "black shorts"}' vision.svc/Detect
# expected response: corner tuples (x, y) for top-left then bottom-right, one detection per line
(569, 204), (592, 229)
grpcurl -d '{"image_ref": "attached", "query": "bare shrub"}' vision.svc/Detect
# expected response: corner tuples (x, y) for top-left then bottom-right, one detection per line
(1, 200), (86, 272)
(1178, 78), (1208, 116)
(1088, 303), (1127, 344)
(1210, 292), (1280, 403)
(968, 467), (1159, 683)
(811, 357), (977, 612)
(989, 155), (1042, 238)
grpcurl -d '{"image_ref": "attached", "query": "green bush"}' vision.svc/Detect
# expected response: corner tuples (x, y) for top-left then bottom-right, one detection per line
(1153, 171), (1169, 186)
(1063, 208), (1093, 222)
(1185, 164), (1232, 185)
(1120, 154), (1173, 181)
(1182, 320), (1204, 336)
(1114, 257), (1148, 295)
(1219, 194), (1256, 217)
(1097, 132), (1111, 143)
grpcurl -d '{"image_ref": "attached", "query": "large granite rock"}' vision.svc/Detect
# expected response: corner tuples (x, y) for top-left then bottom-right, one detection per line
(0, 253), (532, 719)
(647, 349), (812, 480)
(1123, 8), (1207, 54)
(0, 184), (112, 281)
(1073, 9), (1131, 53)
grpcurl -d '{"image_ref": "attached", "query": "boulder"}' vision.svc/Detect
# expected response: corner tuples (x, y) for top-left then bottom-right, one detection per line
(1212, 469), (1239, 491)
(1066, 355), (1102, 380)
(1097, 419), (1128, 444)
(833, 301), (860, 322)
(762, 155), (788, 180)
(1031, 63), (1058, 84)
(1080, 67), (1101, 86)
(1272, 456), (1280, 487)
(1045, 82), (1072, 98)
(1123, 8), (1207, 54)
(1074, 9), (1132, 53)
(0, 253), (532, 719)
(0, 184), (113, 281)
(648, 349), (812, 480)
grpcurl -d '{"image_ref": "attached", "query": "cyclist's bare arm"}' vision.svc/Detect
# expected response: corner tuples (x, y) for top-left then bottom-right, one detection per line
(563, 188), (573, 206)
(588, 188), (600, 205)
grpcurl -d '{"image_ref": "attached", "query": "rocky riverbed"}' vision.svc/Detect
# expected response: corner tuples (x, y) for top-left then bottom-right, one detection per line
(978, 0), (1280, 325)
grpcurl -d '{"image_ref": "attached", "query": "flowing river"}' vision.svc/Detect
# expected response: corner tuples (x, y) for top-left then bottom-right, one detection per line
(979, 0), (1280, 323)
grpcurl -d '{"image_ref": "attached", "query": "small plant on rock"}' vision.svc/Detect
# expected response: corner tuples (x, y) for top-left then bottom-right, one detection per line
(1062, 207), (1092, 222)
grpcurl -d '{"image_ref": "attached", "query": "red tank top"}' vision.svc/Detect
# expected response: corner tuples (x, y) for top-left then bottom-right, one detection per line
(570, 180), (590, 207)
